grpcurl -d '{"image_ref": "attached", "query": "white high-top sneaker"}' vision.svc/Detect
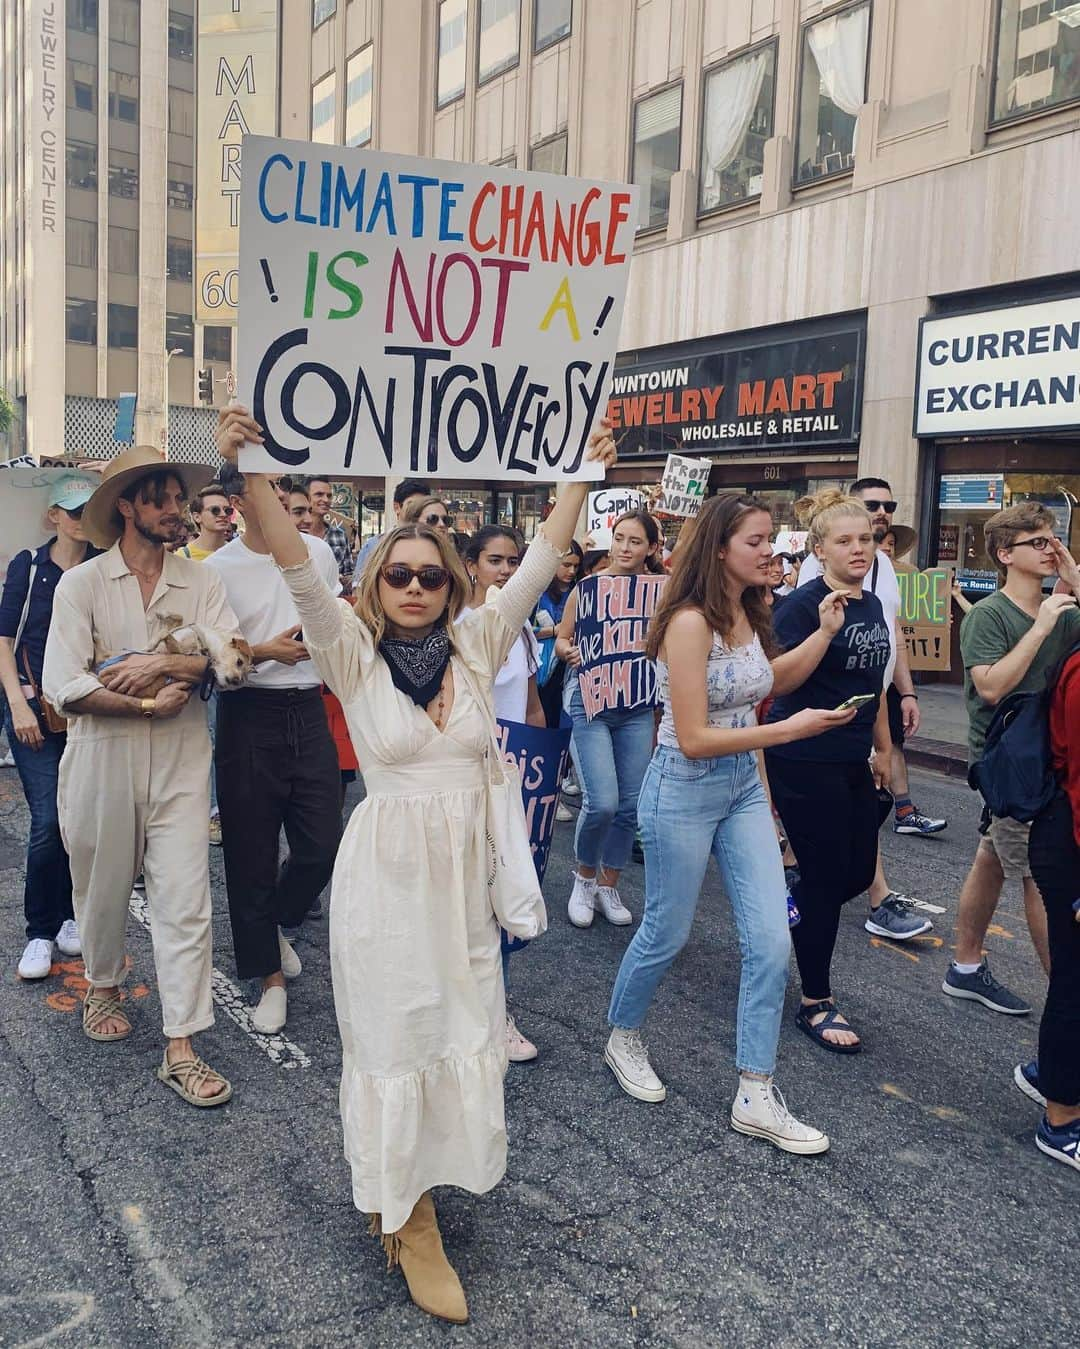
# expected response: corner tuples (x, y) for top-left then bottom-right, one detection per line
(567, 872), (597, 928)
(730, 1077), (829, 1155)
(604, 1027), (667, 1102)
(595, 884), (633, 926)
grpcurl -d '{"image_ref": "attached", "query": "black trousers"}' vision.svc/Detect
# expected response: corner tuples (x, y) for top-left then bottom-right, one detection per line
(216, 687), (342, 980)
(765, 754), (879, 1000)
(1028, 792), (1080, 1107)
(539, 663), (567, 730)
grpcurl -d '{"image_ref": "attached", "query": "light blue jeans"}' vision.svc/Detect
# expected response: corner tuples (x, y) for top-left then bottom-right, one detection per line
(608, 745), (791, 1076)
(565, 683), (654, 872)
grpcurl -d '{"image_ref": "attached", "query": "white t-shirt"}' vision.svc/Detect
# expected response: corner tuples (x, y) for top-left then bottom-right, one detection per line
(456, 607), (539, 723)
(797, 548), (899, 688)
(207, 534), (342, 689)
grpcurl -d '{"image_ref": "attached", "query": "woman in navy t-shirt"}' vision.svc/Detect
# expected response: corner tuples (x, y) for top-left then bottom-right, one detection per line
(765, 491), (891, 1054)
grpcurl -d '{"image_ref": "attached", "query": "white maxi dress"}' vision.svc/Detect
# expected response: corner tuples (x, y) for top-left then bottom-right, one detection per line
(280, 532), (560, 1233)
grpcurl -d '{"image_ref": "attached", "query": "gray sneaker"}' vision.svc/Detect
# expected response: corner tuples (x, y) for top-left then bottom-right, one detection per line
(864, 893), (933, 940)
(942, 959), (1031, 1015)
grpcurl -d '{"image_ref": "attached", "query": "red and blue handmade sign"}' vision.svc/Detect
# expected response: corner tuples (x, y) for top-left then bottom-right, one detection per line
(574, 573), (666, 721)
(495, 719), (572, 888)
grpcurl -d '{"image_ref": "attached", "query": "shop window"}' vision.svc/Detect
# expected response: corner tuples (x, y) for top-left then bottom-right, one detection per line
(66, 219), (98, 270)
(166, 236), (192, 281)
(795, 1), (869, 186)
(203, 326), (232, 363)
(168, 162), (193, 210)
(479, 0), (520, 85)
(632, 84), (682, 231)
(166, 312), (195, 359)
(313, 0), (337, 26)
(66, 141), (98, 191)
(437, 0), (468, 107)
(168, 88), (194, 137)
(110, 150), (139, 199)
(68, 60), (97, 113)
(168, 9), (194, 61)
(529, 132), (566, 174)
(345, 45), (374, 147)
(110, 0), (140, 46)
(109, 225), (138, 274)
(534, 0), (572, 52)
(108, 70), (139, 123)
(66, 298), (97, 345)
(992, 0), (1080, 123)
(311, 71), (336, 144)
(68, 0), (99, 33)
(107, 302), (138, 350)
(699, 41), (776, 213)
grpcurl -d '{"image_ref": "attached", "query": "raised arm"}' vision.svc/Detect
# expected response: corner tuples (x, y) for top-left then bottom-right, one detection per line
(217, 407), (307, 568)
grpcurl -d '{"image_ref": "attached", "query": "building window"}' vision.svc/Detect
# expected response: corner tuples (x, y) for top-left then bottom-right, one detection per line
(66, 141), (98, 191)
(108, 70), (139, 123)
(203, 326), (232, 363)
(529, 132), (567, 174)
(699, 42), (776, 213)
(992, 0), (1080, 123)
(313, 0), (337, 26)
(108, 225), (139, 274)
(167, 163), (193, 210)
(479, 0), (520, 84)
(795, 1), (870, 185)
(66, 219), (98, 270)
(311, 72), (336, 144)
(168, 88), (194, 136)
(68, 0), (99, 33)
(437, 0), (468, 107)
(107, 302), (138, 350)
(345, 46), (374, 146)
(110, 0), (140, 46)
(166, 236), (192, 281)
(632, 84), (682, 231)
(109, 149), (139, 199)
(534, 0), (571, 51)
(166, 312), (195, 359)
(168, 9), (194, 60)
(68, 60), (97, 112)
(66, 298), (97, 345)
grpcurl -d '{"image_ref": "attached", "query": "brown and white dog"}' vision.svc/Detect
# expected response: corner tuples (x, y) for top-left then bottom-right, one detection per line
(96, 623), (253, 697)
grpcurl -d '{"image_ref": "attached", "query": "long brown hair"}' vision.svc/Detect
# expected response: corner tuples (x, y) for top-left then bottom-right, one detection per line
(646, 494), (776, 660)
(611, 509), (665, 573)
(353, 523), (472, 648)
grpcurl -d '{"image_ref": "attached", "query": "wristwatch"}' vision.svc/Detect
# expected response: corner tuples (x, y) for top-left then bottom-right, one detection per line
(140, 698), (156, 719)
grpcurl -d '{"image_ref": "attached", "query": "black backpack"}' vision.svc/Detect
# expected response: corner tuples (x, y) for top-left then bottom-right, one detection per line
(971, 638), (1080, 822)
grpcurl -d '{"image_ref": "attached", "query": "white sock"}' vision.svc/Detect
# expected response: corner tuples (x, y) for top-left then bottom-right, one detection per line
(952, 960), (981, 975)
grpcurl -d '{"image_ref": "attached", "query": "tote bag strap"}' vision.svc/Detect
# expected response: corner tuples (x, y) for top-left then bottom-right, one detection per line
(12, 558), (37, 656)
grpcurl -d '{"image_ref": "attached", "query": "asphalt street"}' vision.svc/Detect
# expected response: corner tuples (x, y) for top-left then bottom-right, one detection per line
(0, 763), (1076, 1349)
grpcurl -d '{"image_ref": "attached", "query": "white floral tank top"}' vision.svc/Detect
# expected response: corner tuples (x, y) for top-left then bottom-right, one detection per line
(656, 630), (773, 748)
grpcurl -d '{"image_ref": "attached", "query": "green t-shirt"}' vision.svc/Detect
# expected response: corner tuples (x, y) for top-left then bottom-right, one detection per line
(960, 590), (1080, 761)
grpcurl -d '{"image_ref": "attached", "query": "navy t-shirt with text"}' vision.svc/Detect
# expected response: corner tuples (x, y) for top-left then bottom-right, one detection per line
(765, 577), (890, 763)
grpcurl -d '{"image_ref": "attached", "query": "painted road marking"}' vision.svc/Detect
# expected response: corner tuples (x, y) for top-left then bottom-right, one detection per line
(121, 1206), (214, 1347)
(0, 1291), (96, 1347)
(128, 891), (311, 1069)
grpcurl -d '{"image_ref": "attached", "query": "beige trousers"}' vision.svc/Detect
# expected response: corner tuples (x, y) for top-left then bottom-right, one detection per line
(58, 718), (215, 1038)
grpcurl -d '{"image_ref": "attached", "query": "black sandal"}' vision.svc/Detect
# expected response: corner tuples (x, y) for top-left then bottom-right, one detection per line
(796, 999), (862, 1055)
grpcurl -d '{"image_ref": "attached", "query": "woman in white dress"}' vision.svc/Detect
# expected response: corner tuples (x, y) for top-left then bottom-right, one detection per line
(217, 407), (616, 1325)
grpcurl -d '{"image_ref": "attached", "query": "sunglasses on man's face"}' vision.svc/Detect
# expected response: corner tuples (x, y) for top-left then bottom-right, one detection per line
(380, 563), (450, 591)
(862, 498), (898, 514)
(203, 504), (235, 517)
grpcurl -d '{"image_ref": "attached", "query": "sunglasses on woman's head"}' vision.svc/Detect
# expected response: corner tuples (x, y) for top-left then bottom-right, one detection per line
(203, 504), (235, 517)
(380, 563), (450, 591)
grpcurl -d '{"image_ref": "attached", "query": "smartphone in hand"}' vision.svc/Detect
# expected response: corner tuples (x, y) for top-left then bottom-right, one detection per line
(834, 693), (876, 712)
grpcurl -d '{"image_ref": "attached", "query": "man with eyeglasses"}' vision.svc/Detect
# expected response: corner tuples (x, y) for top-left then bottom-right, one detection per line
(945, 502), (1080, 1017)
(304, 475), (354, 588)
(181, 483), (234, 562)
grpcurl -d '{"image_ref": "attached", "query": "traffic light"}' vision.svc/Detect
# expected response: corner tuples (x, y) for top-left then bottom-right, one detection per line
(197, 368), (213, 404)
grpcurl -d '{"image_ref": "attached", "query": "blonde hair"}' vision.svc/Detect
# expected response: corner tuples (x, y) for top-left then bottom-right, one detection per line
(353, 523), (472, 648)
(795, 489), (871, 553)
(402, 495), (449, 525)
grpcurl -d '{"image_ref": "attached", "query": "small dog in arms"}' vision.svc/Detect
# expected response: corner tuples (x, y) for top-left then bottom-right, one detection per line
(95, 621), (253, 696)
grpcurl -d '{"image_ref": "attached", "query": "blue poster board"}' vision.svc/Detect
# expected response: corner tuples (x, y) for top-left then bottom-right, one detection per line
(574, 572), (666, 720)
(495, 719), (572, 887)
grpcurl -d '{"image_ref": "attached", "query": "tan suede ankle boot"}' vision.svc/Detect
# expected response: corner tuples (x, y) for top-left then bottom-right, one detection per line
(370, 1194), (468, 1324)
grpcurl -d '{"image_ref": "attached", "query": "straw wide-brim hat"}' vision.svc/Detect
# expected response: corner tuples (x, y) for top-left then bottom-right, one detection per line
(81, 446), (217, 549)
(886, 524), (917, 560)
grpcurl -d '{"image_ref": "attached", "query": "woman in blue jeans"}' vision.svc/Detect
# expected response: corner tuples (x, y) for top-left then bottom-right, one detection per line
(605, 494), (857, 1155)
(555, 511), (664, 929)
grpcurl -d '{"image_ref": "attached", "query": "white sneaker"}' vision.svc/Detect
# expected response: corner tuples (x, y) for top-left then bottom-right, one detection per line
(561, 777), (580, 797)
(18, 938), (55, 980)
(604, 1027), (667, 1102)
(595, 884), (633, 926)
(555, 802), (573, 823)
(278, 929), (302, 979)
(251, 984), (287, 1033)
(0, 750), (14, 767)
(55, 919), (81, 957)
(730, 1078), (830, 1156)
(567, 872), (597, 928)
(506, 1014), (538, 1062)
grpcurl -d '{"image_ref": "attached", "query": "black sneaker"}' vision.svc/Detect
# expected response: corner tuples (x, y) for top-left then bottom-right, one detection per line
(306, 896), (324, 920)
(942, 960), (1031, 1015)
(1013, 1060), (1046, 1107)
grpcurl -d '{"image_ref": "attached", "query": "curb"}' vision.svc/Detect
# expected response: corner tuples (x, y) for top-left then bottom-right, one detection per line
(905, 735), (969, 780)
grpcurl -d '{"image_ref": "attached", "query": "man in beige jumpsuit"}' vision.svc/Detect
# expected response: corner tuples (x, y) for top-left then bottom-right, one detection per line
(43, 447), (245, 1107)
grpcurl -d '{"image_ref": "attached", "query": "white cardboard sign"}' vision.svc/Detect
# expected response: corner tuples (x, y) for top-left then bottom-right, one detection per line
(237, 135), (638, 481)
(655, 452), (711, 517)
(587, 487), (644, 536)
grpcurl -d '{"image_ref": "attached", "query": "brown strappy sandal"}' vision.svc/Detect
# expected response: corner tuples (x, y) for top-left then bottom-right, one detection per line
(82, 990), (132, 1042)
(155, 1051), (233, 1108)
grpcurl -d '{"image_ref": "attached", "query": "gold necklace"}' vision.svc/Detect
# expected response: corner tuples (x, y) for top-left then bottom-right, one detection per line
(432, 673), (448, 729)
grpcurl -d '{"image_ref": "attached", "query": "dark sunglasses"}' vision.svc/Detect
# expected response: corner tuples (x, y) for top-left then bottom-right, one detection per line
(63, 504), (86, 519)
(203, 504), (235, 517)
(380, 563), (450, 591)
(1010, 535), (1055, 552)
(423, 513), (449, 526)
(862, 498), (898, 514)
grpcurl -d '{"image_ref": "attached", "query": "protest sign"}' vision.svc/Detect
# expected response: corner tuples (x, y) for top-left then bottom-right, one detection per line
(655, 452), (711, 517)
(237, 135), (638, 481)
(495, 720), (572, 886)
(587, 486), (643, 535)
(574, 573), (666, 720)
(896, 568), (951, 671)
